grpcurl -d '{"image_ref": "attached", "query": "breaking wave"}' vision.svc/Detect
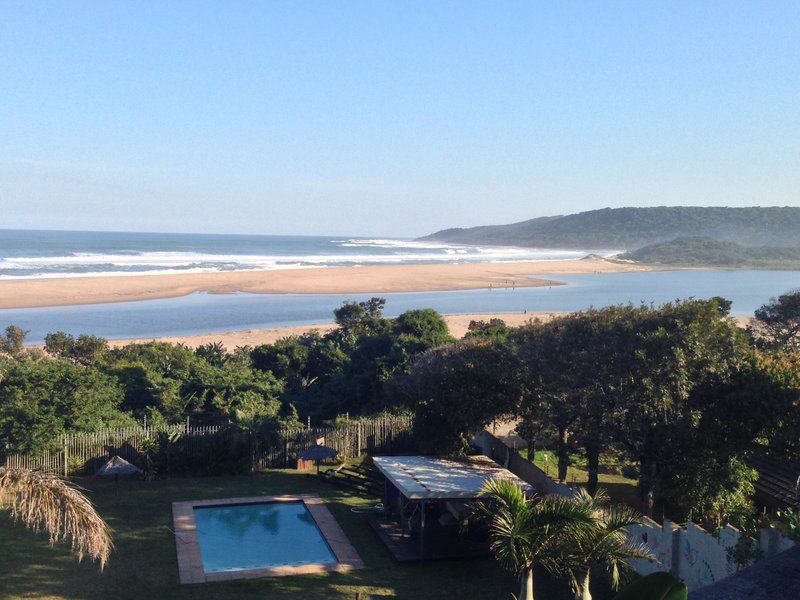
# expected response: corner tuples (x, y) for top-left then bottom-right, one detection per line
(0, 236), (618, 280)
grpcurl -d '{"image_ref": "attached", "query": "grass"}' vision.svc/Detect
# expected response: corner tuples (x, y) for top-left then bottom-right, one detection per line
(521, 449), (641, 508)
(0, 468), (621, 600)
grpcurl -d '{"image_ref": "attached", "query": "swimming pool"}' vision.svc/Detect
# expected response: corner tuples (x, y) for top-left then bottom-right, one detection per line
(194, 501), (336, 572)
(172, 495), (364, 583)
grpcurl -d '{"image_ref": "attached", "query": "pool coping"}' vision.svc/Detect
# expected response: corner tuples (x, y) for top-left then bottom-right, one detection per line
(172, 494), (365, 584)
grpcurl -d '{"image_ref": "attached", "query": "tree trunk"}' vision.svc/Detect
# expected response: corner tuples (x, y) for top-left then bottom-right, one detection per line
(640, 455), (656, 516)
(557, 427), (570, 482)
(574, 569), (592, 600)
(586, 444), (600, 496)
(527, 436), (536, 461)
(520, 568), (534, 600)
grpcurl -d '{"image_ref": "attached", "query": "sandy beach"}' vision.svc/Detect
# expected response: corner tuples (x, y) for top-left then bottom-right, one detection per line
(105, 311), (753, 351)
(0, 256), (648, 310)
(108, 312), (562, 350)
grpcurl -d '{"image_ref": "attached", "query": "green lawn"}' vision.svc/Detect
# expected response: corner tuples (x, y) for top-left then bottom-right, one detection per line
(521, 450), (641, 508)
(0, 469), (620, 600)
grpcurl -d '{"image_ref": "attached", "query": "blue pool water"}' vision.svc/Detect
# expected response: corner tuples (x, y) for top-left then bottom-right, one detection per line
(193, 502), (337, 572)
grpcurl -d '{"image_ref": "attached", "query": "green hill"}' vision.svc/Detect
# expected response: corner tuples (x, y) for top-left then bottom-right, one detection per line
(619, 237), (800, 269)
(420, 206), (800, 250)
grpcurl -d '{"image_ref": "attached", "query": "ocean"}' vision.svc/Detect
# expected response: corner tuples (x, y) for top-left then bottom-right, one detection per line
(0, 229), (609, 280)
(0, 230), (797, 343)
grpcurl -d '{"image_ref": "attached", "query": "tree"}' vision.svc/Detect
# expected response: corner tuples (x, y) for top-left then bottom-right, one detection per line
(613, 299), (750, 515)
(0, 325), (29, 355)
(752, 350), (800, 458)
(751, 289), (800, 350)
(333, 297), (388, 334)
(667, 455), (757, 531)
(657, 355), (780, 529)
(44, 332), (108, 365)
(399, 339), (519, 454)
(0, 359), (135, 454)
(0, 467), (112, 569)
(393, 309), (453, 346)
(514, 299), (752, 516)
(513, 317), (587, 482)
(465, 318), (514, 343)
(251, 335), (313, 394)
(479, 479), (596, 600)
(568, 308), (637, 496)
(561, 489), (652, 600)
(195, 341), (227, 367)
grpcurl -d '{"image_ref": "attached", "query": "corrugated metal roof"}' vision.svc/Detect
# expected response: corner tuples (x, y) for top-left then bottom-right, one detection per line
(372, 455), (530, 500)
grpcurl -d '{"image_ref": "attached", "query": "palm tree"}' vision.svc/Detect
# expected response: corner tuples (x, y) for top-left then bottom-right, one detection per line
(479, 478), (596, 600)
(0, 467), (113, 569)
(562, 489), (653, 600)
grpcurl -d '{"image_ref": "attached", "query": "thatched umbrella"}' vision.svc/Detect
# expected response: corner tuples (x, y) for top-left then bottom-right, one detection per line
(95, 456), (142, 478)
(301, 444), (338, 474)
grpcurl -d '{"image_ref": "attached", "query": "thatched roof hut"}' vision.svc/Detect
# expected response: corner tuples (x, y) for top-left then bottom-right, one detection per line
(95, 456), (142, 477)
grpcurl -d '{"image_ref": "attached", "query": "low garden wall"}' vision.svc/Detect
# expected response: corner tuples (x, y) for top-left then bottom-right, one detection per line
(627, 517), (794, 589)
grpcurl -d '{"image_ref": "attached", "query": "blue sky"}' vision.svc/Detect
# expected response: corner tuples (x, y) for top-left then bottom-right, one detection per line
(1, 1), (798, 237)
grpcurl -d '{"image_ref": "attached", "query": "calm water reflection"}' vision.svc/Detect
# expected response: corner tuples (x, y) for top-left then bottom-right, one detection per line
(3, 269), (799, 342)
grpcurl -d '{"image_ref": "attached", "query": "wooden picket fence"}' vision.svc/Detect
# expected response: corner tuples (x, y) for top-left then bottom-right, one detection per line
(1, 415), (414, 476)
(252, 415), (414, 471)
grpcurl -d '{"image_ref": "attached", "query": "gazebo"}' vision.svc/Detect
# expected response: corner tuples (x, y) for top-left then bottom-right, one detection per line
(95, 456), (142, 478)
(371, 455), (532, 561)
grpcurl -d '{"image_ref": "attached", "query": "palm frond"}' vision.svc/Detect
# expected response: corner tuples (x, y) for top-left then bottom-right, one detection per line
(602, 503), (647, 534)
(481, 478), (536, 574)
(482, 478), (530, 511)
(0, 467), (113, 569)
(533, 493), (597, 530)
(554, 491), (654, 592)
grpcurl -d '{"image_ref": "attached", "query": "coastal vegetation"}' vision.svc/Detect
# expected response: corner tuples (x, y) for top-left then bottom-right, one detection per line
(421, 206), (800, 250)
(0, 300), (448, 456)
(618, 237), (800, 269)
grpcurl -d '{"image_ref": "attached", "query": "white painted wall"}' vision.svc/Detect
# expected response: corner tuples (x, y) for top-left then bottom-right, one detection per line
(627, 517), (794, 589)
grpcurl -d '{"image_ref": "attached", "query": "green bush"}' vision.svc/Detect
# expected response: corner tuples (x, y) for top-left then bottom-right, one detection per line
(138, 429), (252, 478)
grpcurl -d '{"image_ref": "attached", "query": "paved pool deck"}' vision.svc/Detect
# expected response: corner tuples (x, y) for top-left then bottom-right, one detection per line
(172, 494), (364, 584)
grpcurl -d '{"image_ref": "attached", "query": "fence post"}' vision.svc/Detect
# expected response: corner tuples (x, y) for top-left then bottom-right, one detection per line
(63, 435), (68, 477)
(357, 423), (362, 457)
(249, 432), (256, 473)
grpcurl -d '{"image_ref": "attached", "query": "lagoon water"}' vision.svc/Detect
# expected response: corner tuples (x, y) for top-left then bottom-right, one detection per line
(3, 269), (799, 343)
